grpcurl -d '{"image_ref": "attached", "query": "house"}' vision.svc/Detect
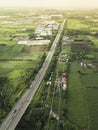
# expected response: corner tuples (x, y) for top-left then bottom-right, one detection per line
(35, 21), (59, 37)
(62, 77), (67, 84)
(52, 23), (59, 30)
(61, 73), (67, 91)
(40, 28), (52, 36)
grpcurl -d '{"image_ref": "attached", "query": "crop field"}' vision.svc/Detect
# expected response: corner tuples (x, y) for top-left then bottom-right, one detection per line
(1, 8), (98, 130)
(66, 15), (98, 130)
(67, 61), (98, 129)
(58, 62), (67, 74)
(71, 43), (91, 53)
(85, 88), (98, 130)
(81, 74), (98, 130)
(0, 8), (51, 123)
(0, 44), (46, 60)
(22, 45), (47, 53)
(61, 44), (71, 54)
(67, 62), (88, 128)
(67, 62), (98, 130)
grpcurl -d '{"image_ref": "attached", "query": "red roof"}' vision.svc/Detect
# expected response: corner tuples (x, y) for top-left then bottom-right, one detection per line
(62, 77), (67, 84)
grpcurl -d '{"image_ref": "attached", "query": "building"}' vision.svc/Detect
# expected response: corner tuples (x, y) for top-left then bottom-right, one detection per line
(63, 84), (67, 91)
(35, 21), (59, 37)
(61, 73), (67, 91)
(62, 77), (67, 84)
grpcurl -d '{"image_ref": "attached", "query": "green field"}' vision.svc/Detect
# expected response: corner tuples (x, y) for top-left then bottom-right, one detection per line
(58, 62), (67, 73)
(86, 88), (98, 130)
(65, 17), (98, 129)
(0, 43), (47, 121)
(61, 44), (71, 54)
(1, 8), (98, 130)
(0, 10), (48, 122)
(0, 44), (44, 60)
(67, 62), (88, 128)
(81, 74), (98, 130)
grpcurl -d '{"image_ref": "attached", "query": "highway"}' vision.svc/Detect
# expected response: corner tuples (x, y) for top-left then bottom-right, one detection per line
(0, 17), (67, 130)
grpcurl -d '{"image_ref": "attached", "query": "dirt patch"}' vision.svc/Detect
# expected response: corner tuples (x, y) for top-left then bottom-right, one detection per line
(93, 34), (98, 38)
(71, 44), (91, 53)
(70, 41), (92, 45)
(86, 63), (98, 69)
(22, 45), (46, 53)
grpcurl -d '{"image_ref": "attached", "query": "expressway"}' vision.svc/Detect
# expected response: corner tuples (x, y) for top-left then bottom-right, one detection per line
(0, 17), (67, 130)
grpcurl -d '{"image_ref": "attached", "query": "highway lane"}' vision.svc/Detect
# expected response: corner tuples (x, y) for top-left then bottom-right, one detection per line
(0, 17), (67, 130)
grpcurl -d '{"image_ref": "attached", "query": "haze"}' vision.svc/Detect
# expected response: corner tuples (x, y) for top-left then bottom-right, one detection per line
(0, 0), (98, 8)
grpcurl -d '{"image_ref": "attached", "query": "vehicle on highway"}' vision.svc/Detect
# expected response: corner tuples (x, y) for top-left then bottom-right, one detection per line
(29, 85), (32, 88)
(13, 109), (17, 113)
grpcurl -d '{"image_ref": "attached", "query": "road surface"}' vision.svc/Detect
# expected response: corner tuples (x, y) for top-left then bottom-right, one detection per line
(0, 17), (67, 130)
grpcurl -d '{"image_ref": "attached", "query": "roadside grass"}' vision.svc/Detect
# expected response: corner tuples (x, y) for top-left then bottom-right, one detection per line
(25, 81), (47, 119)
(52, 95), (60, 112)
(67, 62), (88, 128)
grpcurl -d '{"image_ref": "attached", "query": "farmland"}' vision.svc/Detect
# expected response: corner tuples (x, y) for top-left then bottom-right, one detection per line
(15, 10), (98, 130)
(65, 13), (98, 130)
(0, 7), (63, 123)
(0, 8), (98, 130)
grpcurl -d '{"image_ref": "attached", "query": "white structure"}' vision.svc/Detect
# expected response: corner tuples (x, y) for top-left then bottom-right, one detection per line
(50, 110), (60, 121)
(62, 84), (67, 91)
(66, 59), (69, 63)
(40, 28), (52, 36)
(80, 62), (87, 68)
(17, 40), (50, 46)
(80, 62), (83, 67)
(35, 21), (59, 36)
(47, 81), (51, 85)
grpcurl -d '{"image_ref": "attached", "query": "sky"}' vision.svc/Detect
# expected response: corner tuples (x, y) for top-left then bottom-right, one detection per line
(0, 0), (98, 8)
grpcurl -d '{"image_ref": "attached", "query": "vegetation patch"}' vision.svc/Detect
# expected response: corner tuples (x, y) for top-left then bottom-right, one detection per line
(21, 45), (47, 53)
(67, 62), (88, 128)
(85, 88), (98, 130)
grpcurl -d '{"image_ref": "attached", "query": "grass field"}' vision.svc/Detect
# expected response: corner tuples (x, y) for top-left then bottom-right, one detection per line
(58, 62), (67, 73)
(67, 61), (98, 130)
(0, 44), (45, 60)
(61, 44), (71, 54)
(86, 88), (98, 130)
(0, 42), (47, 122)
(66, 19), (98, 128)
(88, 36), (98, 48)
(81, 74), (98, 130)
(67, 62), (88, 129)
(66, 19), (89, 30)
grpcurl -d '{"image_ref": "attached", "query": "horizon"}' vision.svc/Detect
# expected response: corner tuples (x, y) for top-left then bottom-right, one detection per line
(0, 0), (98, 8)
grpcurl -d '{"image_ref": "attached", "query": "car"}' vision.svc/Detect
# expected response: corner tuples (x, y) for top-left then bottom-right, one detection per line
(13, 109), (17, 113)
(29, 85), (32, 88)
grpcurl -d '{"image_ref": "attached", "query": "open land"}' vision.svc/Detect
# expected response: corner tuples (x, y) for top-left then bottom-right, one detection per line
(0, 8), (98, 130)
